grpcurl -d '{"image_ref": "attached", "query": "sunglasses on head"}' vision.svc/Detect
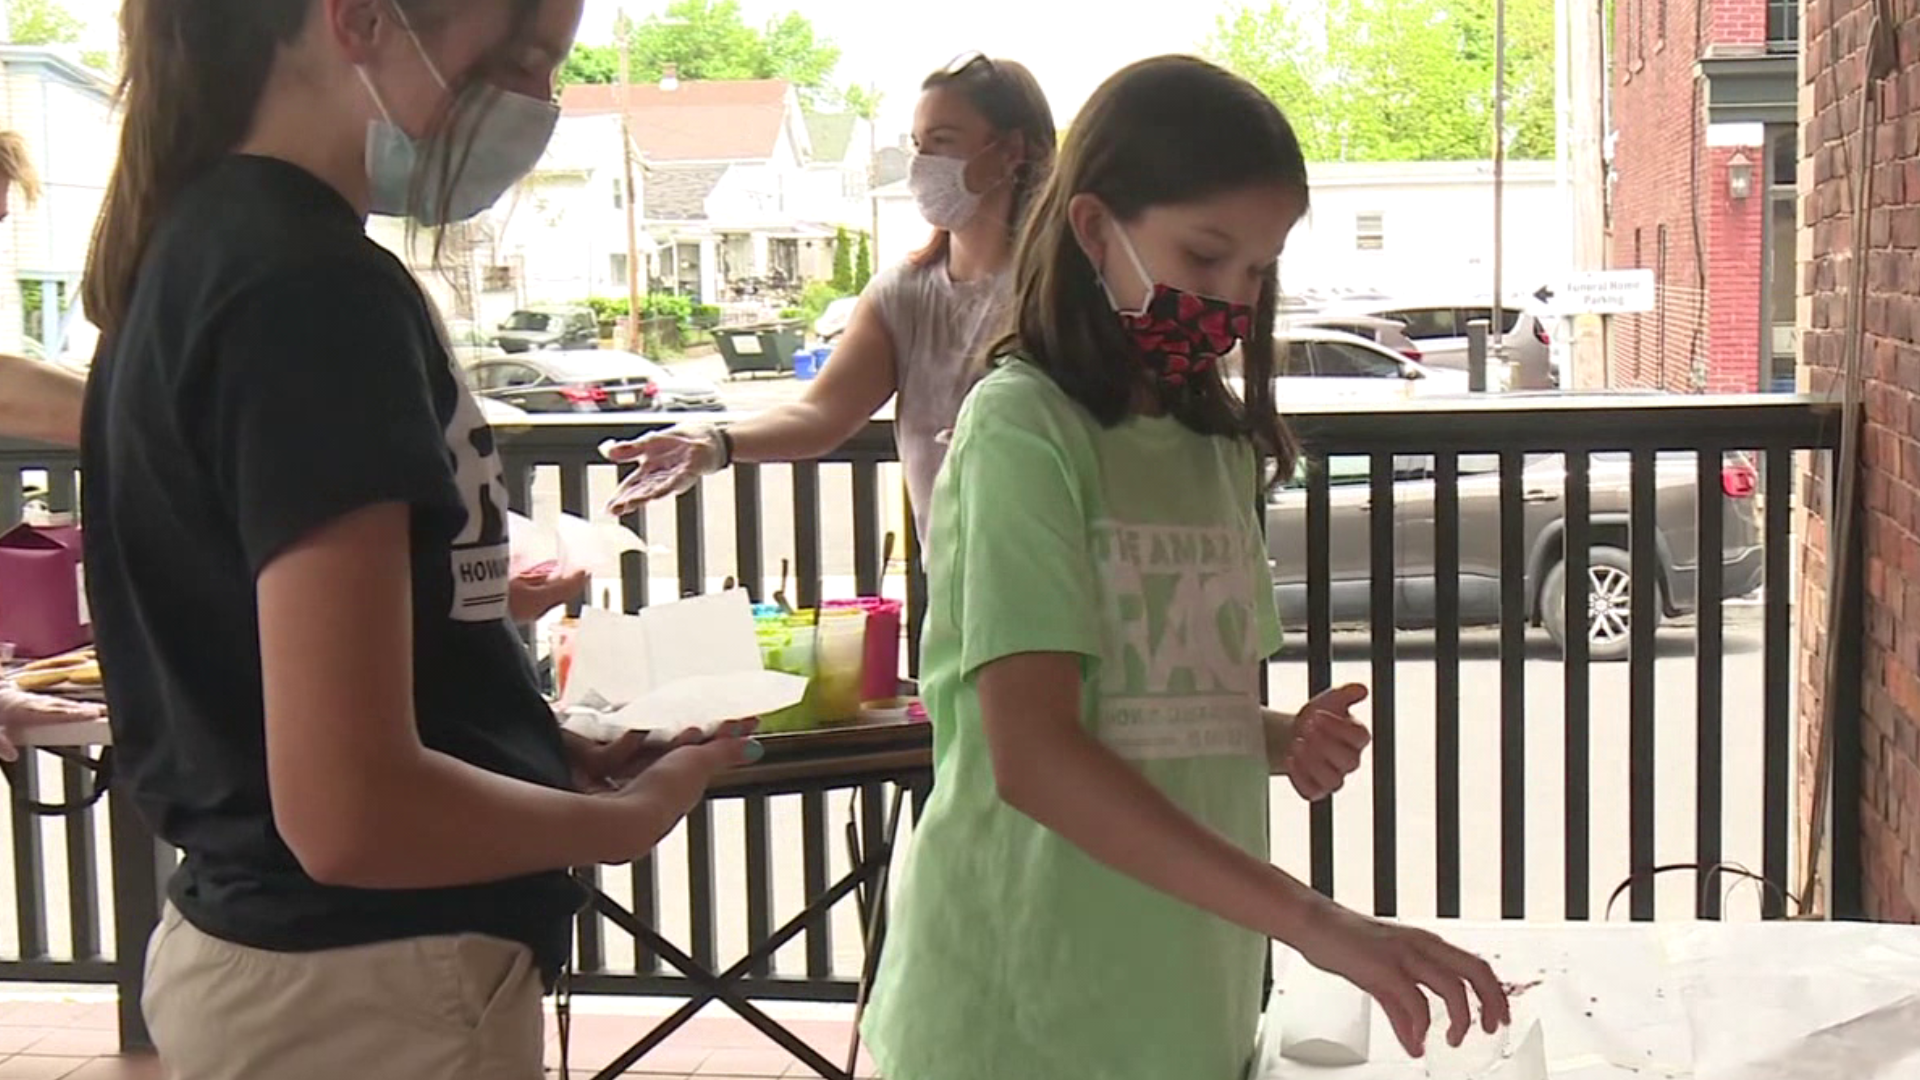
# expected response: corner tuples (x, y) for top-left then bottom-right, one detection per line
(939, 51), (995, 79)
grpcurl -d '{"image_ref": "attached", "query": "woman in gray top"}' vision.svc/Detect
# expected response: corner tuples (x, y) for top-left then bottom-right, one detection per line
(604, 54), (1056, 541)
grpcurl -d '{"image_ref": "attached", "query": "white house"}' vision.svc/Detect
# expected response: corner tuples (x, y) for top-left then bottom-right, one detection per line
(871, 159), (1566, 301)
(0, 46), (118, 361)
(797, 110), (874, 233)
(1280, 160), (1564, 299)
(491, 112), (629, 309)
(538, 79), (867, 306)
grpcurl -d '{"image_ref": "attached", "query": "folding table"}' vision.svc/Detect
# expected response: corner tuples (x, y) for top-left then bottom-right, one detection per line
(564, 722), (933, 1080)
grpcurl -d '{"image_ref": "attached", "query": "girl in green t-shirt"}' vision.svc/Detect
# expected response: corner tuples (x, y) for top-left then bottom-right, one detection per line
(863, 56), (1511, 1080)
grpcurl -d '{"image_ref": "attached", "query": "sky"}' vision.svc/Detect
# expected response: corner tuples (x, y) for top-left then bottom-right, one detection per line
(57, 0), (1235, 138)
(577, 0), (1232, 135)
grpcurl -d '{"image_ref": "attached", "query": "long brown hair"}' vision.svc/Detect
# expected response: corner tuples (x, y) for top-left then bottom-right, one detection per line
(0, 132), (42, 205)
(908, 54), (1056, 270)
(84, 0), (538, 338)
(993, 55), (1306, 481)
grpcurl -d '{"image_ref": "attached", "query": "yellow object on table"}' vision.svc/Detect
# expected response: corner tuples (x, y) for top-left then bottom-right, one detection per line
(8, 647), (100, 690)
(755, 609), (866, 732)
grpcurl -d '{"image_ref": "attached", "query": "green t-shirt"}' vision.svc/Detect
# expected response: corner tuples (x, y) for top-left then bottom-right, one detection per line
(863, 361), (1285, 1080)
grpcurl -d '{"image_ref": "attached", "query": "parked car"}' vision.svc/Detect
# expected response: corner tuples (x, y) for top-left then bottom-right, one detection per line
(1284, 312), (1423, 363)
(466, 350), (723, 414)
(492, 306), (602, 354)
(1266, 439), (1764, 661)
(1320, 297), (1550, 385)
(476, 396), (531, 427)
(1227, 326), (1469, 405)
(813, 296), (859, 341)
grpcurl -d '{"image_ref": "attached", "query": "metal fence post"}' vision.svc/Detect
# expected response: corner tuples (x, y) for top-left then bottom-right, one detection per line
(108, 785), (164, 1052)
(1467, 318), (1491, 393)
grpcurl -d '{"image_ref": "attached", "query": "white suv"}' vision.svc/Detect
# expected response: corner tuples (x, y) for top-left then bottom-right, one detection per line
(1322, 299), (1554, 387)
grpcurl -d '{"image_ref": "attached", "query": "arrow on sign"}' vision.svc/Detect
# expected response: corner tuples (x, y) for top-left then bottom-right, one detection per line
(1534, 285), (1555, 305)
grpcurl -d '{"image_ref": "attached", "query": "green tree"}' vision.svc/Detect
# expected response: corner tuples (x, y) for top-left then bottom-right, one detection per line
(853, 231), (872, 293)
(558, 44), (621, 88)
(7, 0), (83, 46)
(1205, 0), (1555, 162)
(839, 82), (884, 123)
(615, 0), (841, 102)
(831, 225), (854, 292)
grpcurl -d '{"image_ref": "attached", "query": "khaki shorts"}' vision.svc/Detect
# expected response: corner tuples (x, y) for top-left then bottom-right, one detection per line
(142, 904), (545, 1080)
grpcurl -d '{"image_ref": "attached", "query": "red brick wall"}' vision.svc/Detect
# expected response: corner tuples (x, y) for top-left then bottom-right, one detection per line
(1799, 0), (1920, 921)
(1608, 0), (1770, 394)
(1710, 0), (1770, 46)
(1705, 146), (1766, 393)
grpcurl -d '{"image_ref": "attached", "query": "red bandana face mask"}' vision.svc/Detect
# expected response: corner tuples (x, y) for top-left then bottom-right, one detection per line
(1108, 227), (1254, 388)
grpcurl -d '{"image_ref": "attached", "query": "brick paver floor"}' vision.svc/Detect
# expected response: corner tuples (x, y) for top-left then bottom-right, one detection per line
(0, 993), (872, 1079)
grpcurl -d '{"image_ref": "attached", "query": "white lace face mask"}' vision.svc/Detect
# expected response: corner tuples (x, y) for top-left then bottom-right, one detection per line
(908, 146), (1001, 230)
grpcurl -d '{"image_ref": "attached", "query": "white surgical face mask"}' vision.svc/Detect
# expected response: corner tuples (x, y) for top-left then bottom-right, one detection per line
(908, 151), (985, 230)
(357, 8), (559, 225)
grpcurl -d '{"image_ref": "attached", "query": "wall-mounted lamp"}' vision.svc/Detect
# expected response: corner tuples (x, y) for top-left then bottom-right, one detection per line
(1727, 151), (1754, 200)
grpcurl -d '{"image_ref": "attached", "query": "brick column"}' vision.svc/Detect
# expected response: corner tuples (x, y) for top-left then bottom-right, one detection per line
(1797, 0), (1920, 921)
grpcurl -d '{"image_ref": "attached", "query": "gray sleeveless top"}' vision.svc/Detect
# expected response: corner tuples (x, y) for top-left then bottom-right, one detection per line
(861, 256), (1011, 541)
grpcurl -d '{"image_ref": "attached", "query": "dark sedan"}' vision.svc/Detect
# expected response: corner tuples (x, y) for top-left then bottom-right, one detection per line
(466, 350), (723, 414)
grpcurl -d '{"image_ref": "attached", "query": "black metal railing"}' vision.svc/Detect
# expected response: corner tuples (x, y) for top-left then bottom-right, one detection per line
(0, 393), (1856, 1050)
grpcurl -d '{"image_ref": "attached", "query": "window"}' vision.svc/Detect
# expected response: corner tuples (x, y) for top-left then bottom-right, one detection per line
(1770, 127), (1798, 188)
(1278, 340), (1314, 377)
(1632, 228), (1645, 378)
(613, 179), (626, 209)
(483, 265), (515, 292)
(1311, 341), (1406, 378)
(1472, 307), (1523, 334)
(1656, 224), (1669, 384)
(610, 253), (629, 285)
(1355, 212), (1385, 251)
(473, 363), (541, 391)
(17, 276), (69, 354)
(1767, 0), (1799, 52)
(1389, 307), (1458, 339)
(1657, 0), (1668, 43)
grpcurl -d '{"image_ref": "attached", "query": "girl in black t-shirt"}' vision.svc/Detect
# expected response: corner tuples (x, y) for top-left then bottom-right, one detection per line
(79, 3), (755, 1078)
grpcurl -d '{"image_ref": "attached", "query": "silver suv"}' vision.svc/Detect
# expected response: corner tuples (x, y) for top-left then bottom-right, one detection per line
(1328, 299), (1554, 388)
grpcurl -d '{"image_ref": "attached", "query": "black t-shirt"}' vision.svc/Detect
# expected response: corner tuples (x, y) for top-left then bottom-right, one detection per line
(80, 156), (580, 981)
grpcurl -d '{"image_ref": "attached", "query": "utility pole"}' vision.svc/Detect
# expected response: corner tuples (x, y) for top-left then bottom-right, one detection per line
(1568, 0), (1610, 388)
(1490, 0), (1507, 389)
(618, 9), (644, 353)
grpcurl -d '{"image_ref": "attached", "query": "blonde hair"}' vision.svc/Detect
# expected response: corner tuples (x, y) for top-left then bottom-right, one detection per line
(0, 132), (43, 206)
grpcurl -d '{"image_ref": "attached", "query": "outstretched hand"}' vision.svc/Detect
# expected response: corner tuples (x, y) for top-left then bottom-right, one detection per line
(602, 429), (719, 516)
(561, 719), (759, 793)
(508, 564), (591, 623)
(1295, 901), (1510, 1059)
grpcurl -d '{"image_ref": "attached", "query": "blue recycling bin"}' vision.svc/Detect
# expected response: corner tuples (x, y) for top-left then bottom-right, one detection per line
(794, 348), (822, 381)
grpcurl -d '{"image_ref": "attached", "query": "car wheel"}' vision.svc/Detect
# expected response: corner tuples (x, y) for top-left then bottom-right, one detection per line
(1543, 546), (1649, 662)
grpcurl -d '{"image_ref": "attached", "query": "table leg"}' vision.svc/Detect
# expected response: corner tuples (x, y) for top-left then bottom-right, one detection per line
(845, 783), (911, 1076)
(580, 870), (873, 1080)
